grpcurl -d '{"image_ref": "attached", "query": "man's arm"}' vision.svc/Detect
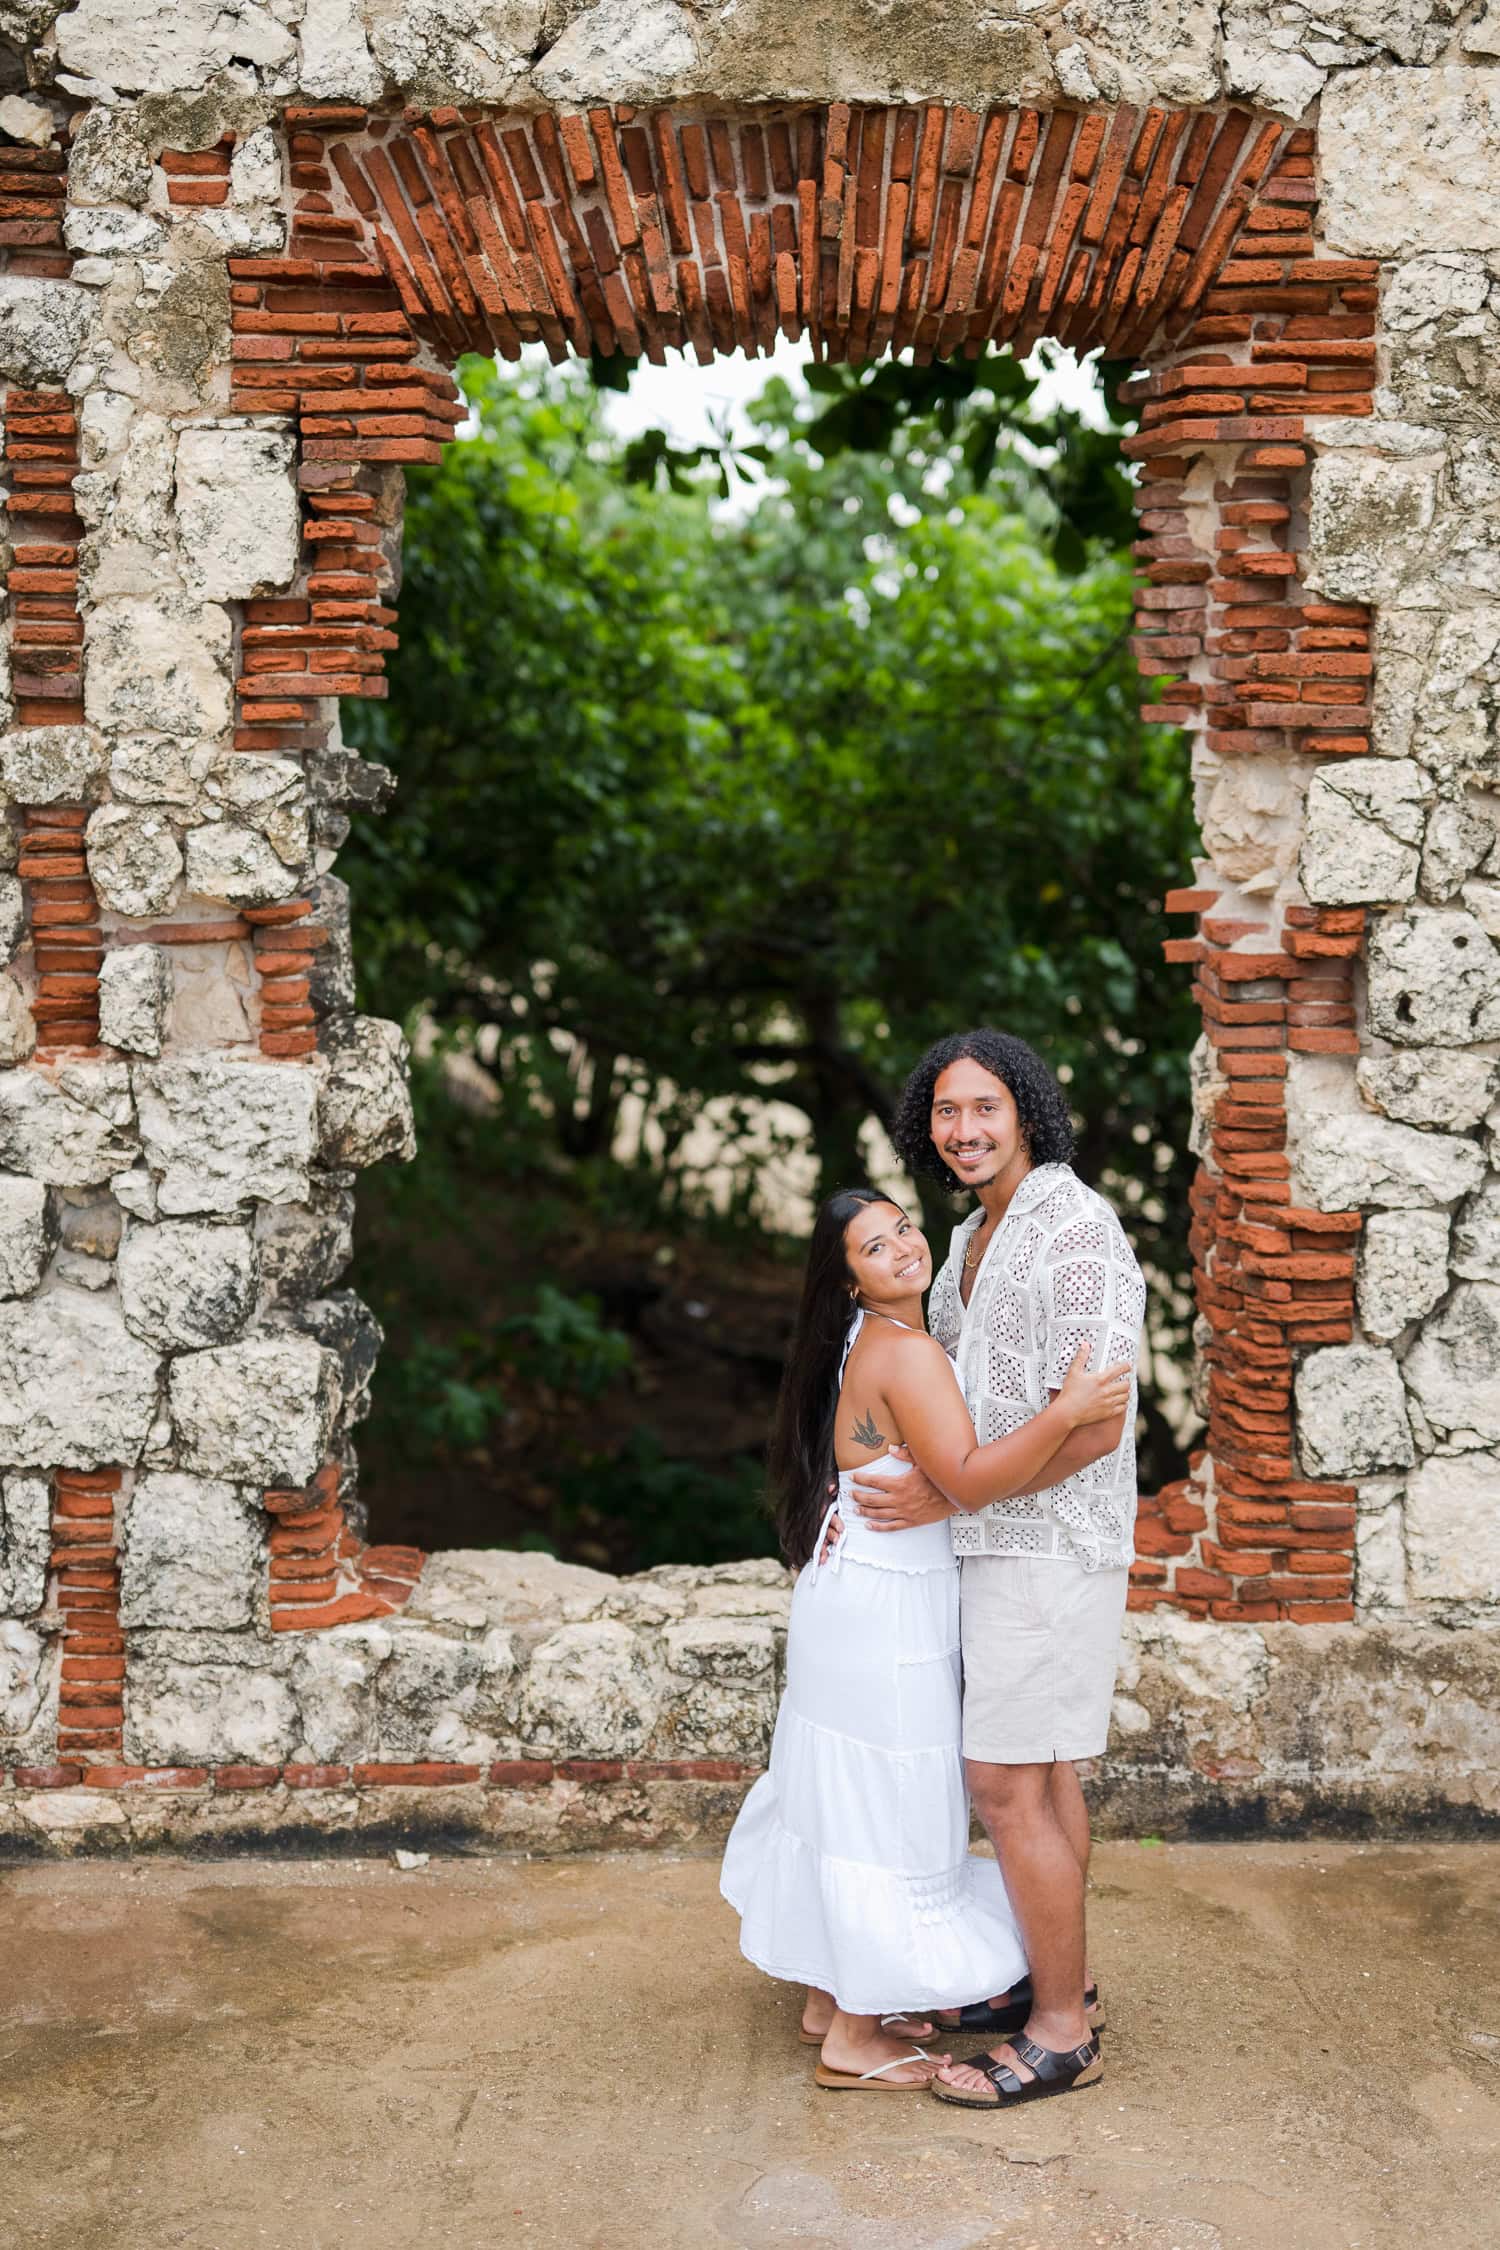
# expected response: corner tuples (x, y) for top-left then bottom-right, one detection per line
(1006, 1405), (1126, 1493)
(850, 1396), (1125, 1529)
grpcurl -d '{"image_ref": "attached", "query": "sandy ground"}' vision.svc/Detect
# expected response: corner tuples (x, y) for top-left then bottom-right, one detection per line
(3, 1841), (1499, 2250)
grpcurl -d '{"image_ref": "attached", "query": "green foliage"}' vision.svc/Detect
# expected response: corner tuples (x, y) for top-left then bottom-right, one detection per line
(554, 1432), (770, 1571)
(340, 348), (1202, 1511)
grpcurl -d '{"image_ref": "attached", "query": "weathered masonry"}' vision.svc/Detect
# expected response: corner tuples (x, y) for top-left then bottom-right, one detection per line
(2, 3), (1500, 1853)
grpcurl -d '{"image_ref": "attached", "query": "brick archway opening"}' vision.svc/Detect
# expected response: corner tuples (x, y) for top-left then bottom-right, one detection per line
(183, 95), (1373, 1648)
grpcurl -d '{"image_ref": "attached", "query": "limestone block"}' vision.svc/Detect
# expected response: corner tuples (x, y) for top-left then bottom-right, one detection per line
(55, 0), (297, 92)
(0, 1173), (52, 1298)
(1357, 1050), (1496, 1134)
(0, 1288), (160, 1468)
(519, 1619), (661, 1759)
(167, 937), (256, 1049)
(168, 1332), (341, 1484)
(1411, 609), (1500, 782)
(1462, 877), (1500, 939)
(124, 1659), (298, 1767)
(1291, 1107), (1484, 1212)
(530, 0), (696, 103)
(288, 1624), (390, 1762)
(376, 1624), (517, 1761)
(229, 126), (282, 205)
(84, 594), (232, 739)
(0, 1063), (136, 1186)
(64, 208), (164, 258)
(1322, 66), (1500, 257)
(659, 1618), (776, 1759)
(1115, 1604), (1271, 1733)
(58, 1198), (120, 1259)
(134, 1054), (317, 1214)
(1356, 1209), (1451, 1341)
(0, 1618), (47, 1743)
(1406, 1454), (1500, 1601)
(117, 1218), (257, 1350)
(1355, 1482), (1407, 1611)
(1367, 906), (1500, 1047)
(0, 723), (105, 804)
(254, 1184), (355, 1302)
(1422, 799), (1493, 903)
(202, 750), (308, 865)
(185, 821), (301, 905)
(85, 804), (183, 918)
(1194, 749), (1308, 895)
(1295, 1346), (1414, 1478)
(98, 944), (171, 1057)
(0, 873), (24, 964)
(315, 1014), (416, 1168)
(298, 0), (384, 101)
(119, 1472), (264, 1629)
(1381, 254), (1500, 435)
(1305, 452), (1438, 607)
(369, 0), (548, 104)
(0, 96), (54, 146)
(285, 1291), (381, 1430)
(175, 427), (299, 600)
(1300, 760), (1425, 906)
(108, 735), (203, 809)
(67, 101), (151, 205)
(0, 1473), (50, 1616)
(1187, 1030), (1229, 1160)
(1056, 0), (1219, 104)
(1453, 1183), (1500, 1281)
(0, 276), (91, 385)
(0, 976), (34, 1068)
(306, 872), (355, 1018)
(402, 1547), (619, 1631)
(1405, 1282), (1500, 1442)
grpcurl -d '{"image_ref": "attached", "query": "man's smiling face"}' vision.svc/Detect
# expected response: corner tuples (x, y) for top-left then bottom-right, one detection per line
(930, 1057), (1025, 1189)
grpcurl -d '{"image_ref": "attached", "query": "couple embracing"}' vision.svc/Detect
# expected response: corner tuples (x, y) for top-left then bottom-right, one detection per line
(722, 1028), (1146, 2110)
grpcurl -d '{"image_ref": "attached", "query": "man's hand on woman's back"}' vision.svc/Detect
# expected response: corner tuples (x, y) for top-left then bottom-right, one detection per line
(850, 1447), (954, 1531)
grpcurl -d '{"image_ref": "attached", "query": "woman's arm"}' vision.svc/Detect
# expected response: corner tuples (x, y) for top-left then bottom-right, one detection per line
(879, 1336), (1127, 1514)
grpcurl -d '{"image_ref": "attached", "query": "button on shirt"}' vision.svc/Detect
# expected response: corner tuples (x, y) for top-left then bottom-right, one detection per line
(928, 1163), (1145, 1572)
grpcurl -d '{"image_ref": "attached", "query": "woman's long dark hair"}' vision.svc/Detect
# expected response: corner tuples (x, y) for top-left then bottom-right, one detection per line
(769, 1187), (899, 1571)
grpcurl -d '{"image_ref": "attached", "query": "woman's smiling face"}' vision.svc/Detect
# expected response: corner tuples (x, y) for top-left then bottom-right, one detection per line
(843, 1199), (931, 1307)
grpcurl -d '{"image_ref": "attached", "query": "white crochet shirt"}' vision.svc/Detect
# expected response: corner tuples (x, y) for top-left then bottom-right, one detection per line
(928, 1164), (1145, 1572)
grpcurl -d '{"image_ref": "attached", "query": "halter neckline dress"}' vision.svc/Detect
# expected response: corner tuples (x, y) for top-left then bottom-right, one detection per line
(720, 1309), (1026, 2014)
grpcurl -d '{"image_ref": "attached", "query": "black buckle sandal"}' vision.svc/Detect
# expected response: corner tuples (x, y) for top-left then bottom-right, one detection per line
(930, 2031), (1103, 2110)
(942, 1980), (1105, 2039)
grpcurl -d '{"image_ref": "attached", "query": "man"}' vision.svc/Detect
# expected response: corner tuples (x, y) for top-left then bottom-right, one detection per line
(853, 1027), (1144, 2110)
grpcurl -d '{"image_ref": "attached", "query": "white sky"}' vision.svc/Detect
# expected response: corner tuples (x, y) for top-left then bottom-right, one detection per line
(590, 335), (1108, 452)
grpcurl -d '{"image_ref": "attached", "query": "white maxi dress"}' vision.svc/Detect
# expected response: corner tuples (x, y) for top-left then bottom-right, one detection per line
(721, 1312), (1027, 2015)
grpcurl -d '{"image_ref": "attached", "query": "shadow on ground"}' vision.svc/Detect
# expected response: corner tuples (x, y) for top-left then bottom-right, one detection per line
(3, 1842), (1499, 2249)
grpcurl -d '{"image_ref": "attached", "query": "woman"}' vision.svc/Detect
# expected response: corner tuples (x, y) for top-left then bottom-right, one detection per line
(721, 1188), (1132, 2091)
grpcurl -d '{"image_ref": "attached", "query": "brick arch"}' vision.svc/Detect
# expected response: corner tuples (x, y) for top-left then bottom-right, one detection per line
(220, 97), (1377, 1633)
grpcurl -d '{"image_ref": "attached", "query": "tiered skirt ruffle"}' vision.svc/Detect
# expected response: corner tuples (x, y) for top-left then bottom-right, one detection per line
(721, 1545), (1026, 2016)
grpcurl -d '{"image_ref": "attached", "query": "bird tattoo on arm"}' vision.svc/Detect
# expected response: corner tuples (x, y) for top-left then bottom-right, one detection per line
(850, 1407), (885, 1449)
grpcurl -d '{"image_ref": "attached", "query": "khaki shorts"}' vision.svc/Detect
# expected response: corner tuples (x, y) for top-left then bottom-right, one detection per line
(959, 1555), (1129, 1765)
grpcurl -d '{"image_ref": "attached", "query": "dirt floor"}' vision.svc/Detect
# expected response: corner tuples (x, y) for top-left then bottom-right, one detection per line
(3, 1841), (1499, 2250)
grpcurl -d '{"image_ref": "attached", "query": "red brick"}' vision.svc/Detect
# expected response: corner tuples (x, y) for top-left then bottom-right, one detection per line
(351, 1763), (483, 1787)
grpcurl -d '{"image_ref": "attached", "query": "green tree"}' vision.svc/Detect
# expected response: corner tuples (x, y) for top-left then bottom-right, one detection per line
(341, 353), (1199, 1482)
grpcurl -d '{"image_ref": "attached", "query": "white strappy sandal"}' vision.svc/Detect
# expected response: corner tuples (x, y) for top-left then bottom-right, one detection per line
(814, 2046), (941, 2092)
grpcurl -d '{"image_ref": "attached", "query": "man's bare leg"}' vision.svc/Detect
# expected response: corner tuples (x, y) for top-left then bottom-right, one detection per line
(938, 1757), (1090, 2093)
(1047, 1760), (1096, 1992)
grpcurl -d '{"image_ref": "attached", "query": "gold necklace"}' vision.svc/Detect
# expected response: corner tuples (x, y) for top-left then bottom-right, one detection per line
(963, 1227), (988, 1272)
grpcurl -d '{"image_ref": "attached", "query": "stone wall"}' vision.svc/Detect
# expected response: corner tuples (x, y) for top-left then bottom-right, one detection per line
(0, 5), (1498, 1845)
(4, 1549), (1497, 1854)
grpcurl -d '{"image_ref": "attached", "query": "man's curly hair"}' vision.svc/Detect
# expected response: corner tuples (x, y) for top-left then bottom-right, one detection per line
(890, 1029), (1076, 1193)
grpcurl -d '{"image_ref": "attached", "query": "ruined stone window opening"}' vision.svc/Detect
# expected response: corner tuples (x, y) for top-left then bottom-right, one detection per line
(5, 51), (1497, 1826)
